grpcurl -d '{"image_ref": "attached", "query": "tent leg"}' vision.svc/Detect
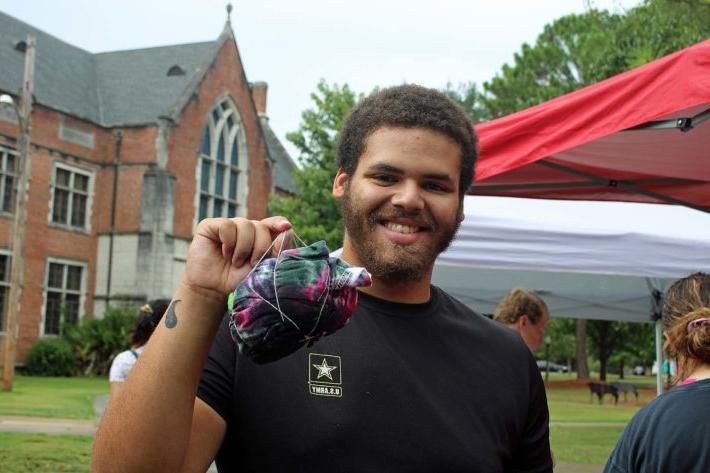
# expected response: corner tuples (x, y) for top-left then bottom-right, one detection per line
(655, 320), (663, 396)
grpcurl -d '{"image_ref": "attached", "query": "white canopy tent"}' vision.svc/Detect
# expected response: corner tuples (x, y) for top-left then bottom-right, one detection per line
(432, 196), (710, 393)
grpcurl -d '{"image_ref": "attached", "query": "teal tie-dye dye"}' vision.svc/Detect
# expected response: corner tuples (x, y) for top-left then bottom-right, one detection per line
(228, 241), (371, 363)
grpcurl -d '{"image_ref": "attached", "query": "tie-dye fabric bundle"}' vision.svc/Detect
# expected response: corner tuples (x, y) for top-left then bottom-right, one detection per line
(228, 240), (371, 363)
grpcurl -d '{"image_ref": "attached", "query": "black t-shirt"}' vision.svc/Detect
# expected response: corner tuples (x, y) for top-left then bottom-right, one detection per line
(198, 286), (552, 473)
(604, 377), (710, 473)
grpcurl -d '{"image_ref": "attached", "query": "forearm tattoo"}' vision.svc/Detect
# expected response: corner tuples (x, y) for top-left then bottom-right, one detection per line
(165, 300), (181, 329)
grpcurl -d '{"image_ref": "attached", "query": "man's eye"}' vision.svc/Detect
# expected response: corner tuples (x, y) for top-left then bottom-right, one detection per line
(423, 182), (447, 192)
(373, 175), (397, 183)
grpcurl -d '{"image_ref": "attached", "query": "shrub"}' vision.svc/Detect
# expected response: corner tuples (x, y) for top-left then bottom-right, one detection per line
(62, 302), (136, 376)
(25, 338), (77, 376)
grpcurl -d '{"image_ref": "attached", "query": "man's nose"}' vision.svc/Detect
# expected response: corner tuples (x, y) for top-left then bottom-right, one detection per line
(391, 180), (424, 211)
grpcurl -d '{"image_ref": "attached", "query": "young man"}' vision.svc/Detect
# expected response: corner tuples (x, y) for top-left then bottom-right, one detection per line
(94, 85), (552, 473)
(494, 288), (551, 352)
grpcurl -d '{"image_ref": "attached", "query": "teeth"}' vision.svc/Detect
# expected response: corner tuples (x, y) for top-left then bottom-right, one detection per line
(384, 222), (419, 234)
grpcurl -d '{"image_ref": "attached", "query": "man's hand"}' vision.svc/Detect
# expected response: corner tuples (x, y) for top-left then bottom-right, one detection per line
(181, 216), (292, 303)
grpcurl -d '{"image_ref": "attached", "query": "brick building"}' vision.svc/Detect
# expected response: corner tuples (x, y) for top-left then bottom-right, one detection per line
(0, 10), (297, 363)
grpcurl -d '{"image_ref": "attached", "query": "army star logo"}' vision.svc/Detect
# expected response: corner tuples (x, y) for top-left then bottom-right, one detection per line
(308, 353), (342, 397)
(313, 358), (337, 380)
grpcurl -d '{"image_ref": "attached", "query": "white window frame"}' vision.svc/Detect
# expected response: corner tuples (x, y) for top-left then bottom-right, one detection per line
(0, 249), (11, 334)
(48, 162), (95, 233)
(194, 95), (249, 226)
(41, 257), (88, 336)
(0, 146), (17, 216)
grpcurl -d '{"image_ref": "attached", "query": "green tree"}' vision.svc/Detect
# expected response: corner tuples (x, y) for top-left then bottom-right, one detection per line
(587, 320), (626, 381)
(609, 322), (655, 378)
(270, 81), (361, 249)
(480, 10), (622, 118)
(614, 0), (710, 69)
(462, 0), (708, 120)
(533, 317), (576, 367)
(442, 81), (490, 123)
(586, 320), (655, 381)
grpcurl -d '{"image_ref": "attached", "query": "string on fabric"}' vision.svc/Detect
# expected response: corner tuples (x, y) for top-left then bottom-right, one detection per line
(239, 229), (332, 341)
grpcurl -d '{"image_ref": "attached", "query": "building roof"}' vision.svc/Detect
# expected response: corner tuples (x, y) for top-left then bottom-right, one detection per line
(0, 10), (297, 192)
(94, 42), (214, 126)
(262, 118), (298, 194)
(1, 10), (219, 127)
(0, 10), (101, 123)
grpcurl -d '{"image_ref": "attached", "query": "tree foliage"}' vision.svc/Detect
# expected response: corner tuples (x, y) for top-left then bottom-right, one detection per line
(270, 81), (361, 249)
(533, 317), (576, 364)
(442, 81), (490, 123)
(448, 0), (709, 119)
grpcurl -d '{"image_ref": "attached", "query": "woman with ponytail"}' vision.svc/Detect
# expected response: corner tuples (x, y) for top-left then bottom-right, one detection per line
(604, 272), (710, 473)
(108, 299), (171, 398)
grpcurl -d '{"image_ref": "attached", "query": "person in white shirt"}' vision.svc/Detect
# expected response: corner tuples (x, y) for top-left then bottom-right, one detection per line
(108, 299), (171, 398)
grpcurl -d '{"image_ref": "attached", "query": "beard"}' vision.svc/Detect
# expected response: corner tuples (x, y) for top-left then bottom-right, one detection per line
(340, 189), (461, 284)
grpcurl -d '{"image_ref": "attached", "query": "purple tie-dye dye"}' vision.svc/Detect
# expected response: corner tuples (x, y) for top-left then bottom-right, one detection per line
(228, 240), (371, 363)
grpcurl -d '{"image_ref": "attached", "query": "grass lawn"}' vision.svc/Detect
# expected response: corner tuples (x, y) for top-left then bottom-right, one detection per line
(0, 375), (648, 466)
(550, 425), (624, 464)
(547, 386), (652, 424)
(546, 382), (655, 464)
(0, 376), (109, 419)
(0, 432), (93, 473)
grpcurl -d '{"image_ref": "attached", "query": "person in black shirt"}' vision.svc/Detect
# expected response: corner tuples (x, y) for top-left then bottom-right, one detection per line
(94, 85), (552, 473)
(604, 272), (710, 473)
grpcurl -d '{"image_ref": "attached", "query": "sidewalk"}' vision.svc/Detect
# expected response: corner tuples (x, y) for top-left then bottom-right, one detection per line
(0, 414), (96, 436)
(0, 393), (108, 436)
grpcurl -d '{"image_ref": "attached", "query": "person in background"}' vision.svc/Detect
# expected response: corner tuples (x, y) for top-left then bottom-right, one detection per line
(108, 299), (171, 398)
(604, 272), (710, 473)
(494, 287), (550, 352)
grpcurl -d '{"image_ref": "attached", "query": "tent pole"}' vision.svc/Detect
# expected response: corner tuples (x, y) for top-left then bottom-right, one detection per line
(655, 320), (663, 396)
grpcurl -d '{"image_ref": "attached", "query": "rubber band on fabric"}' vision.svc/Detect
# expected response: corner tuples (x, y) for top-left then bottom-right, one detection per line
(227, 231), (371, 363)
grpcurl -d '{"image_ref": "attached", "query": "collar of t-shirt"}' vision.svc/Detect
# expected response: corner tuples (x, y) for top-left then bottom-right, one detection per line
(355, 285), (441, 318)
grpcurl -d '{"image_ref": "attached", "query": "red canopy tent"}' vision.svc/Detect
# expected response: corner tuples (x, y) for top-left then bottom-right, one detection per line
(471, 39), (710, 213)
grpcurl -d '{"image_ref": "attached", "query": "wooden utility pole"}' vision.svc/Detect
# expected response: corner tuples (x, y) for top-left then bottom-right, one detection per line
(2, 35), (35, 391)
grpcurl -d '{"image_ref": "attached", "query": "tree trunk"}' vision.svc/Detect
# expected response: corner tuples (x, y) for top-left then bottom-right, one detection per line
(600, 354), (608, 381)
(619, 358), (625, 379)
(576, 319), (589, 378)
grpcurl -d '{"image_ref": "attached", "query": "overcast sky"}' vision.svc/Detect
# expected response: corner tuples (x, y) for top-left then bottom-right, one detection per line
(1, 0), (642, 160)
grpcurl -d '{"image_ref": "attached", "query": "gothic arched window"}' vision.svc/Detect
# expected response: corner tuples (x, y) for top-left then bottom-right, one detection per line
(196, 97), (248, 223)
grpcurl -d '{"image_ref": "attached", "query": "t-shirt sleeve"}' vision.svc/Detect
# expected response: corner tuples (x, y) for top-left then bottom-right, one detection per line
(109, 351), (135, 383)
(197, 313), (237, 423)
(603, 421), (634, 473)
(513, 355), (553, 473)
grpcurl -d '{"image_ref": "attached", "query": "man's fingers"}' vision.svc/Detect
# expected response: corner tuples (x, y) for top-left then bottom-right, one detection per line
(251, 224), (273, 267)
(232, 220), (256, 267)
(261, 216), (291, 236)
(216, 219), (237, 261)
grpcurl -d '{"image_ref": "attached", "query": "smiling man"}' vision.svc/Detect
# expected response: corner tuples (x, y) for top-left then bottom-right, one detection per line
(94, 85), (552, 473)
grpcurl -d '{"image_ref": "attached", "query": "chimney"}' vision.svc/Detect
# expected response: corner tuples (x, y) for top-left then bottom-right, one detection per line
(250, 81), (268, 116)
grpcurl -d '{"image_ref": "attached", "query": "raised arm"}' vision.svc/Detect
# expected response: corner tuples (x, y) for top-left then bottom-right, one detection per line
(92, 216), (291, 473)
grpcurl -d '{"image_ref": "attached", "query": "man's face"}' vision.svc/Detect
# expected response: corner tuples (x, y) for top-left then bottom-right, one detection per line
(332, 126), (463, 283)
(520, 312), (550, 352)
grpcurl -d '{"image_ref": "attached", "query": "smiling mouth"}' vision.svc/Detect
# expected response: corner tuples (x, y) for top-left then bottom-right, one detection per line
(379, 218), (433, 235)
(383, 222), (420, 234)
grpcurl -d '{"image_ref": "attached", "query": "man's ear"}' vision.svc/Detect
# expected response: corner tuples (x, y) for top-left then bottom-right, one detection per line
(332, 168), (349, 200)
(518, 315), (529, 328)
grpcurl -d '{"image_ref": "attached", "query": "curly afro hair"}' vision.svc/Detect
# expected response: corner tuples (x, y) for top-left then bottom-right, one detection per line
(336, 84), (478, 199)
